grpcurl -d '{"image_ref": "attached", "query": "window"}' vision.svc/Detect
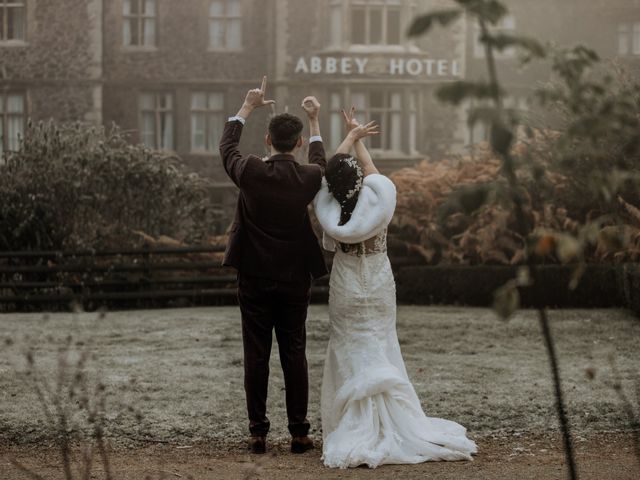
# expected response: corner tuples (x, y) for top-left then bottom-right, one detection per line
(139, 93), (174, 150)
(328, 0), (343, 48)
(0, 0), (26, 42)
(328, 90), (413, 153)
(123, 0), (156, 47)
(328, 0), (418, 50)
(408, 91), (417, 154)
(474, 15), (516, 59)
(209, 0), (242, 50)
(466, 102), (490, 146)
(329, 92), (344, 151)
(0, 93), (25, 153)
(618, 22), (640, 56)
(350, 0), (401, 45)
(352, 90), (402, 151)
(191, 92), (225, 153)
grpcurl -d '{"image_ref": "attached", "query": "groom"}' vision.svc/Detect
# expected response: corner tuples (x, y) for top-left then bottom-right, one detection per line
(219, 76), (328, 454)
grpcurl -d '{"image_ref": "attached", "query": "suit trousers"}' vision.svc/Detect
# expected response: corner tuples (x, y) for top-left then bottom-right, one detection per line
(237, 273), (311, 437)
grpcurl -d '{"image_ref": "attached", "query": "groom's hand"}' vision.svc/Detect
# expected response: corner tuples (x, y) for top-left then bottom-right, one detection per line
(238, 76), (276, 118)
(301, 96), (321, 120)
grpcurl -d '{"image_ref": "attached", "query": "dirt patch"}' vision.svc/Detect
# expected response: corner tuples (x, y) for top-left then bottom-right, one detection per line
(0, 306), (639, 477)
(1, 433), (638, 479)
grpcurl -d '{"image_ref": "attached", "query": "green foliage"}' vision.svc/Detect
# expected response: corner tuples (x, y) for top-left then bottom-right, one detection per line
(490, 121), (514, 156)
(426, 4), (546, 110)
(482, 33), (546, 59)
(407, 0), (515, 39)
(457, 0), (508, 24)
(537, 46), (640, 216)
(436, 81), (500, 106)
(407, 9), (462, 37)
(0, 121), (223, 251)
(410, 3), (636, 474)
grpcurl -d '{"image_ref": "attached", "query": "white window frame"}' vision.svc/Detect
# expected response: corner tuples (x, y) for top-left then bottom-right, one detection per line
(123, 0), (157, 48)
(350, 0), (403, 46)
(209, 0), (242, 51)
(0, 92), (26, 154)
(0, 0), (26, 44)
(327, 0), (417, 51)
(329, 91), (345, 152)
(190, 92), (225, 154)
(352, 89), (404, 152)
(329, 89), (417, 154)
(618, 22), (640, 56)
(139, 92), (174, 151)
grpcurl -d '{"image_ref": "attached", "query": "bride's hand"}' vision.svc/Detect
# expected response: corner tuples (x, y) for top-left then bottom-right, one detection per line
(341, 106), (360, 132)
(348, 121), (379, 141)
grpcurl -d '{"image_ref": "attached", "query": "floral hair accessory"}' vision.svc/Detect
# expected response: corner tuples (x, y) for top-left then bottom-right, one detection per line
(342, 156), (364, 200)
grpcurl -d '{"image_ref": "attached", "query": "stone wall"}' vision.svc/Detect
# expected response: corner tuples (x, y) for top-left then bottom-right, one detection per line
(102, 0), (272, 83)
(101, 0), (273, 176)
(0, 0), (102, 123)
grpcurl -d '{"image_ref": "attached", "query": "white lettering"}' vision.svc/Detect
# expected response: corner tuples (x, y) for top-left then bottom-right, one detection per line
(451, 60), (461, 77)
(310, 56), (322, 74)
(437, 59), (448, 76)
(354, 57), (369, 74)
(294, 55), (461, 77)
(326, 57), (338, 74)
(406, 59), (422, 76)
(424, 59), (435, 76)
(295, 57), (309, 74)
(389, 58), (404, 75)
(340, 57), (352, 74)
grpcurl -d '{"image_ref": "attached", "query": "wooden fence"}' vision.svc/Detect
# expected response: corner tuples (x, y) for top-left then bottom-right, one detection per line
(1, 248), (636, 313)
(0, 247), (431, 312)
(0, 246), (242, 311)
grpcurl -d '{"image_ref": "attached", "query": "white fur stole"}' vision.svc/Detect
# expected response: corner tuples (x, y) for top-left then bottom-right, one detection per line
(313, 173), (396, 251)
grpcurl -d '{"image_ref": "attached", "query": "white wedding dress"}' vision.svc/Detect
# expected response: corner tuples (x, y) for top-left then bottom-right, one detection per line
(314, 174), (477, 469)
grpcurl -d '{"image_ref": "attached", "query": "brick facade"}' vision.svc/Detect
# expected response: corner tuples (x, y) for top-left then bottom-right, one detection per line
(0, 0), (102, 125)
(1, 0), (639, 179)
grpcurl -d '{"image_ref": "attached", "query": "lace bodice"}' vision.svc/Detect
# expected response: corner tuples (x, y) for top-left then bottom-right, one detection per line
(339, 228), (387, 256)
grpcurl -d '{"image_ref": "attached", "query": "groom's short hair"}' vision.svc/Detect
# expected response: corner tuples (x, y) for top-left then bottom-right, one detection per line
(268, 113), (303, 153)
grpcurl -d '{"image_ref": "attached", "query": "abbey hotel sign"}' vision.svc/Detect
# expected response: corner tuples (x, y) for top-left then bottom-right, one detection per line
(294, 56), (462, 78)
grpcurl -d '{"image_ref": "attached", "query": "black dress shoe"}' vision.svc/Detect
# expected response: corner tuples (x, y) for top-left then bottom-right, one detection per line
(249, 435), (266, 454)
(291, 436), (314, 454)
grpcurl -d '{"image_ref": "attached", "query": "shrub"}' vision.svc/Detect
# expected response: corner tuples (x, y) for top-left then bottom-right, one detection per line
(538, 48), (640, 218)
(0, 121), (223, 251)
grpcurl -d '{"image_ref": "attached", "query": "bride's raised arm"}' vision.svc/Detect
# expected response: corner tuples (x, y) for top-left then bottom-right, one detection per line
(340, 107), (379, 177)
(334, 108), (379, 164)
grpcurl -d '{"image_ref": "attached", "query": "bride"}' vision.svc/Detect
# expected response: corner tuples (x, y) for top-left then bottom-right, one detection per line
(313, 108), (477, 469)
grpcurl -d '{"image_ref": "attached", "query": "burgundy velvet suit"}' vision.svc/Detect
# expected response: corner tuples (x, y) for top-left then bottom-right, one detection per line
(219, 119), (328, 437)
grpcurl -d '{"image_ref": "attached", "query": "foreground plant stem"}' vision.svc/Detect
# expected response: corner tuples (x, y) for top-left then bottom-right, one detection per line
(537, 307), (578, 479)
(480, 17), (578, 480)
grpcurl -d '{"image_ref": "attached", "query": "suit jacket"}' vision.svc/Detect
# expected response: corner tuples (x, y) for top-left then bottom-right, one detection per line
(219, 120), (329, 282)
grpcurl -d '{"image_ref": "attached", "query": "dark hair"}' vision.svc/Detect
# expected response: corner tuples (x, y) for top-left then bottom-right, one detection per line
(268, 113), (303, 153)
(325, 153), (364, 226)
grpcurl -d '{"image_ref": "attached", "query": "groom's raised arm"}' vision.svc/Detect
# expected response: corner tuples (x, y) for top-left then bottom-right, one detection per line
(219, 118), (247, 188)
(302, 96), (326, 172)
(219, 76), (276, 187)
